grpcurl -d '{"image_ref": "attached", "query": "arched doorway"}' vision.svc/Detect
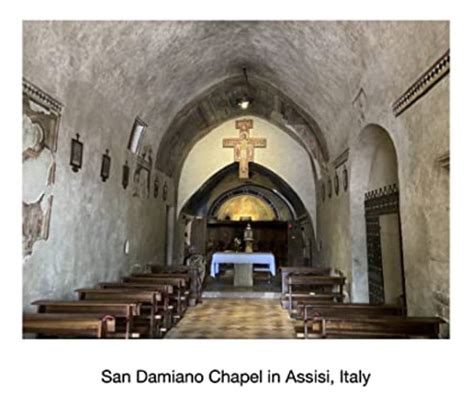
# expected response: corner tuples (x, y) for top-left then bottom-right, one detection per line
(350, 124), (406, 306)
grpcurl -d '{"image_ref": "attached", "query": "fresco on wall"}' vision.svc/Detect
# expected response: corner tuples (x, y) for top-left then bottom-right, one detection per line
(22, 79), (62, 257)
(216, 194), (276, 221)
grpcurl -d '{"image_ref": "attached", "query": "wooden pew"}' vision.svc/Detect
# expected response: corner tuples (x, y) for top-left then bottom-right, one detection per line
(97, 282), (174, 330)
(23, 313), (115, 338)
(75, 288), (163, 338)
(124, 275), (189, 318)
(299, 316), (444, 339)
(280, 266), (335, 309)
(295, 302), (405, 337)
(147, 264), (202, 306)
(31, 300), (141, 339)
(287, 274), (346, 314)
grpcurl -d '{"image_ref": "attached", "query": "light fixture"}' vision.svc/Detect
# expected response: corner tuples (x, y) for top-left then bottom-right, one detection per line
(237, 67), (253, 110)
(238, 98), (250, 110)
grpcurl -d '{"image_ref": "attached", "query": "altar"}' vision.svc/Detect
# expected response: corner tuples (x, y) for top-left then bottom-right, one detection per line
(210, 252), (276, 287)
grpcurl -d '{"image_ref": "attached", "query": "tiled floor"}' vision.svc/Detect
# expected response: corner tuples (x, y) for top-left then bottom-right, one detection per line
(165, 299), (295, 339)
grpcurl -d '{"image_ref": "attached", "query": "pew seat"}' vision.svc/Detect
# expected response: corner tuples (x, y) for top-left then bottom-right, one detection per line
(287, 274), (346, 312)
(75, 288), (164, 338)
(31, 300), (141, 339)
(23, 313), (115, 338)
(296, 316), (444, 339)
(98, 282), (175, 328)
(147, 264), (202, 306)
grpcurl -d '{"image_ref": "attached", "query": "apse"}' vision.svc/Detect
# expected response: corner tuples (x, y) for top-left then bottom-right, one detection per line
(177, 162), (315, 269)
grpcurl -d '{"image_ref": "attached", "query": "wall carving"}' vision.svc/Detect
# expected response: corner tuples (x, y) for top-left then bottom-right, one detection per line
(392, 50), (450, 116)
(22, 79), (62, 258)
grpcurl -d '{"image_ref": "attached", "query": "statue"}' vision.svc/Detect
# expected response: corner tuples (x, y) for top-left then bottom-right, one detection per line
(244, 223), (254, 253)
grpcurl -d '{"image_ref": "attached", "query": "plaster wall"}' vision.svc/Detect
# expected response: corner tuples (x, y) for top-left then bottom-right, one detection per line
(316, 169), (352, 296)
(22, 75), (175, 312)
(396, 80), (450, 319)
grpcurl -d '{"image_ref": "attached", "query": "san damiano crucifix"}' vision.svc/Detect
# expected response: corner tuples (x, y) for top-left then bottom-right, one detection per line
(223, 119), (267, 179)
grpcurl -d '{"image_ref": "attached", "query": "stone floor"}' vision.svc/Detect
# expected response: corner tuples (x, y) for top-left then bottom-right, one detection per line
(165, 299), (295, 339)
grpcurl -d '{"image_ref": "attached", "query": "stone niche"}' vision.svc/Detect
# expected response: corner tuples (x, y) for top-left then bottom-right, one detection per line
(22, 79), (62, 257)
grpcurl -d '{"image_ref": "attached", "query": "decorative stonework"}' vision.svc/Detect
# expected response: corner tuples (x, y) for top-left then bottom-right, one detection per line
(23, 78), (63, 115)
(364, 184), (399, 215)
(23, 79), (62, 159)
(392, 50), (449, 116)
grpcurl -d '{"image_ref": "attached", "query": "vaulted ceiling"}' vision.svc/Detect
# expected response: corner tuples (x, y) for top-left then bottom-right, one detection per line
(23, 20), (449, 176)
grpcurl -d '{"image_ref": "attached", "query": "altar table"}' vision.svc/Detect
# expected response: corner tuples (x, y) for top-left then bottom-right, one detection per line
(210, 252), (276, 277)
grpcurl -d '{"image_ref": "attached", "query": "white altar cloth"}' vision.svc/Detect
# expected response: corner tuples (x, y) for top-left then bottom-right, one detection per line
(210, 252), (276, 277)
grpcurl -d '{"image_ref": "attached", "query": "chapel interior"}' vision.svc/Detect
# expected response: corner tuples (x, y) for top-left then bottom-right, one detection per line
(22, 21), (450, 338)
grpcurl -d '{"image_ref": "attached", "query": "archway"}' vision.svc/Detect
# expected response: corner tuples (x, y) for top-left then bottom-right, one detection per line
(155, 75), (329, 182)
(350, 124), (406, 306)
(176, 162), (316, 275)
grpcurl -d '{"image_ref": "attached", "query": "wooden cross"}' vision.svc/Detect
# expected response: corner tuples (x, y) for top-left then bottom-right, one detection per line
(223, 119), (267, 179)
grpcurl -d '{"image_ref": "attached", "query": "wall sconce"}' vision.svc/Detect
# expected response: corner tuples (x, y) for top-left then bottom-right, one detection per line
(70, 133), (83, 172)
(100, 149), (111, 182)
(122, 160), (130, 189)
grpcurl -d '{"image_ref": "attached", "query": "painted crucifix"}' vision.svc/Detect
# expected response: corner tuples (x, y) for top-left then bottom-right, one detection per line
(223, 119), (267, 179)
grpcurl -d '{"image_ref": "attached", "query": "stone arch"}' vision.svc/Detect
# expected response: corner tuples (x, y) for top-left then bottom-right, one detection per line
(350, 124), (405, 305)
(155, 74), (329, 183)
(175, 162), (316, 267)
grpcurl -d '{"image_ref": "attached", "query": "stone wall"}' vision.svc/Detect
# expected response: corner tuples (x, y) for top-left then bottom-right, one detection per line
(318, 26), (449, 320)
(22, 79), (174, 311)
(23, 21), (449, 325)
